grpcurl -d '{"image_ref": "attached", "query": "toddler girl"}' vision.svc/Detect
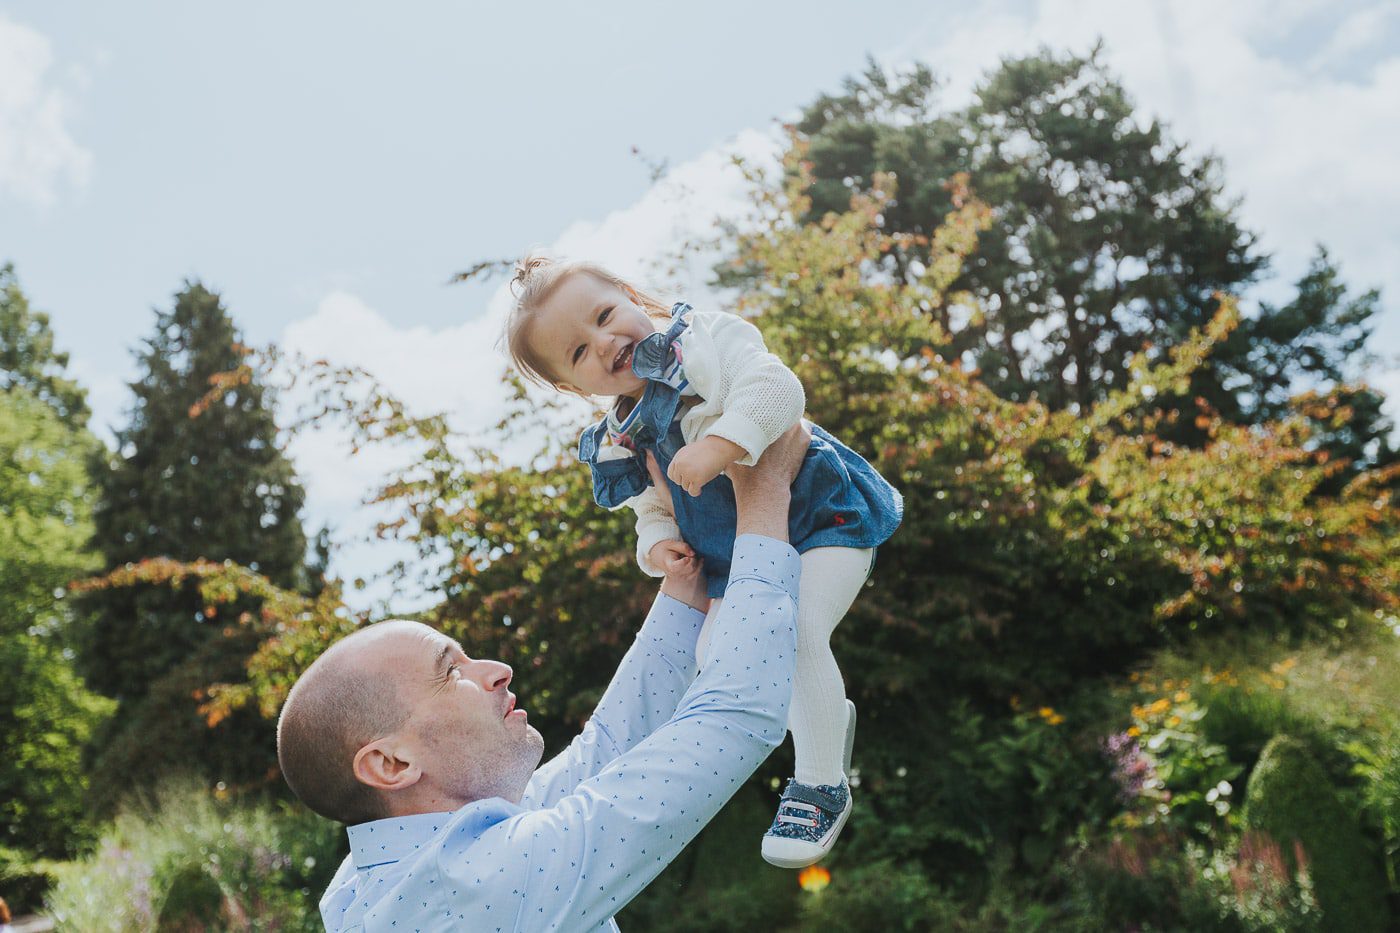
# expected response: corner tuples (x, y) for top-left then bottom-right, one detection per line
(503, 254), (902, 868)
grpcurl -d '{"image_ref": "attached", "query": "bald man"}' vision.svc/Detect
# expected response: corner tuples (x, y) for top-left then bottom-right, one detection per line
(278, 424), (811, 931)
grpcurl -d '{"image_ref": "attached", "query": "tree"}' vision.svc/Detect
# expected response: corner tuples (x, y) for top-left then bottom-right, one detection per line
(789, 49), (1391, 470)
(80, 282), (310, 802)
(0, 267), (111, 861)
(0, 263), (91, 430)
(0, 387), (113, 860)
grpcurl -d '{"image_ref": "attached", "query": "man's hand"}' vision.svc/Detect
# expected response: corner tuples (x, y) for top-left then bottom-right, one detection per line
(728, 421), (812, 542)
(667, 436), (745, 497)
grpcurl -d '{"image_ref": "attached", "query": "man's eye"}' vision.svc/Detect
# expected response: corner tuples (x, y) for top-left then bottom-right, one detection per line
(598, 307), (612, 325)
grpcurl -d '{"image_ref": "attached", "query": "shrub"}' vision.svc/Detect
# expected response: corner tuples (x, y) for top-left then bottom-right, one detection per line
(1242, 734), (1389, 932)
(45, 782), (343, 932)
(1062, 825), (1322, 932)
(798, 860), (962, 932)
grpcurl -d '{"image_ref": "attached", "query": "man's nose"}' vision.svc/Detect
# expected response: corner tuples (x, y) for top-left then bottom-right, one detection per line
(469, 659), (512, 691)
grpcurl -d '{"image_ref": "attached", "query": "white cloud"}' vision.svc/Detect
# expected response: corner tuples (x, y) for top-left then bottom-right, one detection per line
(279, 129), (781, 610)
(0, 15), (92, 205)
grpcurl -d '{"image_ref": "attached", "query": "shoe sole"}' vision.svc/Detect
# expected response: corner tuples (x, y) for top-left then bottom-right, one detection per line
(843, 699), (857, 774)
(761, 793), (854, 869)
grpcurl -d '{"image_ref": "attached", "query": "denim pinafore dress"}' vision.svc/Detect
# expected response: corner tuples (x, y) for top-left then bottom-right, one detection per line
(578, 303), (903, 599)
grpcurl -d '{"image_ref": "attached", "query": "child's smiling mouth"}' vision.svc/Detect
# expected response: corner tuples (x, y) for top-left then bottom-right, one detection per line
(612, 344), (633, 373)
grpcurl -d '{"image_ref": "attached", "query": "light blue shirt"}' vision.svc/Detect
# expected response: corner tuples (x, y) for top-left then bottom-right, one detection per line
(319, 534), (800, 932)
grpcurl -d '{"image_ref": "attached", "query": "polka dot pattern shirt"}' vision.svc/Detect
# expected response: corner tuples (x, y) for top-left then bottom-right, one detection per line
(319, 535), (800, 932)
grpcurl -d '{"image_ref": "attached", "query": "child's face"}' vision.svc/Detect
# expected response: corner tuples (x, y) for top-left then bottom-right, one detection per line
(528, 272), (661, 398)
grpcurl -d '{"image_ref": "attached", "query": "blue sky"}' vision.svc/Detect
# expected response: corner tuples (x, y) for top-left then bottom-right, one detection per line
(3, 0), (1398, 609)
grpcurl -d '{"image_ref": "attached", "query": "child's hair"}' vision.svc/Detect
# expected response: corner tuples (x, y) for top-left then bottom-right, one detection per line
(504, 251), (671, 394)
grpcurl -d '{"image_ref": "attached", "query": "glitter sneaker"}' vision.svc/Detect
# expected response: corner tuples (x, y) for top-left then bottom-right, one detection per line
(761, 700), (857, 869)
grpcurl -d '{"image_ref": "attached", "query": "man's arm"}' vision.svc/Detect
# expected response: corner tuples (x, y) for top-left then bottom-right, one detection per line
(452, 429), (807, 927)
(520, 425), (804, 809)
(520, 588), (705, 809)
(455, 534), (799, 929)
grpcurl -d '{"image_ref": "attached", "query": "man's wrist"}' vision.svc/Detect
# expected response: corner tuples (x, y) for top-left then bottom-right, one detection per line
(659, 574), (708, 612)
(732, 484), (791, 541)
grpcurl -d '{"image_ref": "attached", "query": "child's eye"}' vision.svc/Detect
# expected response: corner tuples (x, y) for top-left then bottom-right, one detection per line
(598, 307), (612, 325)
(572, 345), (584, 365)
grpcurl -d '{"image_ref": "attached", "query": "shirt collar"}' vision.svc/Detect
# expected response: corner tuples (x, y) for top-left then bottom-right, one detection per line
(347, 811), (452, 870)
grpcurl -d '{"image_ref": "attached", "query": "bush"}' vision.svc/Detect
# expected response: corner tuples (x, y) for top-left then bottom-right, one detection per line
(1062, 826), (1322, 932)
(45, 782), (344, 932)
(1242, 734), (1389, 932)
(0, 845), (60, 917)
(798, 860), (963, 932)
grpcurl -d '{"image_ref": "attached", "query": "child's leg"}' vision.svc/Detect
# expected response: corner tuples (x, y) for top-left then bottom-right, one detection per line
(791, 546), (873, 786)
(697, 598), (724, 667)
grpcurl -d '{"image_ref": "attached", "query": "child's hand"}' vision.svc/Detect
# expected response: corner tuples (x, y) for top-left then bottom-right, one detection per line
(653, 539), (707, 611)
(649, 539), (698, 576)
(667, 436), (745, 497)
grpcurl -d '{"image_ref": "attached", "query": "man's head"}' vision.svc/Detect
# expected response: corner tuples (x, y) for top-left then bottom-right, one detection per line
(277, 620), (545, 824)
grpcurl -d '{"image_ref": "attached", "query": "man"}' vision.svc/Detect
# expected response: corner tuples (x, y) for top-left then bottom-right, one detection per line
(277, 424), (811, 931)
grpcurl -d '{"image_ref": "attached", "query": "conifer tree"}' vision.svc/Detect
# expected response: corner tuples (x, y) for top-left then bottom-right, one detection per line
(81, 282), (308, 800)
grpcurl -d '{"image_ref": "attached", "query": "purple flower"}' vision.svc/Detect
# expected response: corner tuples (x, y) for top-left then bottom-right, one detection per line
(1102, 731), (1158, 802)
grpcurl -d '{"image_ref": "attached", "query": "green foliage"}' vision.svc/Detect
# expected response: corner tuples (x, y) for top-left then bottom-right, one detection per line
(0, 385), (98, 638)
(0, 388), (113, 861)
(45, 782), (344, 932)
(1063, 827), (1322, 932)
(79, 282), (313, 806)
(798, 860), (963, 931)
(1243, 734), (1389, 932)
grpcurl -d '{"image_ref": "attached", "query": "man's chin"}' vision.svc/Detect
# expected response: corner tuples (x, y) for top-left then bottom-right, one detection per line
(524, 724), (546, 758)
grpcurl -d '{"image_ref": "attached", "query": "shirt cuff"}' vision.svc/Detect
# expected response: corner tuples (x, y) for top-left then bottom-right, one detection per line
(726, 534), (801, 600)
(637, 592), (707, 656)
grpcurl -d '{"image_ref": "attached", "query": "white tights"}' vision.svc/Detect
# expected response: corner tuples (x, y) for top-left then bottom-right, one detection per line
(698, 546), (873, 787)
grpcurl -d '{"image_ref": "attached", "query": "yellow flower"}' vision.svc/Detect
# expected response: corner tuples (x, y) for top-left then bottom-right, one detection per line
(1048, 713), (1065, 726)
(1167, 715), (1181, 727)
(1149, 698), (1171, 715)
(1174, 691), (1189, 703)
(1127, 726), (1141, 737)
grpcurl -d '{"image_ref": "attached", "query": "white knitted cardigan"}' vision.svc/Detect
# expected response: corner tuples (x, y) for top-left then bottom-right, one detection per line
(597, 308), (806, 578)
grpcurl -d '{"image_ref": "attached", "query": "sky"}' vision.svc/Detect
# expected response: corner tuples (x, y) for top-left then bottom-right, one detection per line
(3, 0), (1398, 610)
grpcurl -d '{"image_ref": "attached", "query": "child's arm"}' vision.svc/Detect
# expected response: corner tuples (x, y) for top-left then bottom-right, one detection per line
(667, 311), (806, 496)
(630, 482), (687, 577)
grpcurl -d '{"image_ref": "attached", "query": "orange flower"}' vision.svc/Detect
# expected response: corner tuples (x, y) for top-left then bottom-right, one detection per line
(798, 865), (831, 893)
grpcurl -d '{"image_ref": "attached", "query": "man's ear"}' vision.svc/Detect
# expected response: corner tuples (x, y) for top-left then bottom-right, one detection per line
(352, 737), (423, 794)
